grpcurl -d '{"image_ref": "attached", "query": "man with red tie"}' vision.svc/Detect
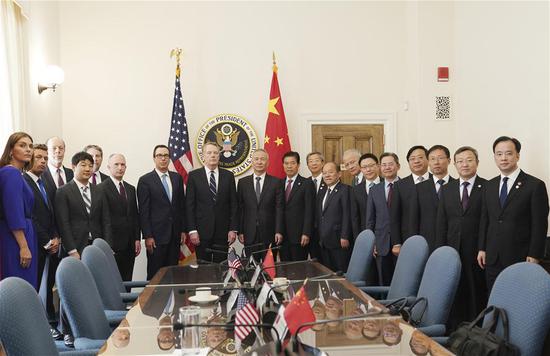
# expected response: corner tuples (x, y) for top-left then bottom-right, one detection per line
(42, 137), (73, 195)
(84, 144), (109, 185)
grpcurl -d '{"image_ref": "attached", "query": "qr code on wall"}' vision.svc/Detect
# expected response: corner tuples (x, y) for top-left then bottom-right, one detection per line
(435, 96), (451, 121)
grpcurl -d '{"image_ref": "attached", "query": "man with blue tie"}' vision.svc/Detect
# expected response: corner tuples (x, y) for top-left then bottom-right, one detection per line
(478, 136), (549, 291)
(351, 153), (381, 239)
(366, 152), (400, 286)
(137, 145), (186, 279)
(23, 144), (61, 339)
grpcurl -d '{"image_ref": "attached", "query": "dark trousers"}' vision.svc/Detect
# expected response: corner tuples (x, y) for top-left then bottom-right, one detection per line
(308, 230), (323, 263)
(320, 246), (350, 273)
(196, 240), (227, 263)
(38, 251), (59, 325)
(114, 247), (136, 281)
(146, 237), (180, 280)
(376, 253), (395, 286)
(280, 241), (308, 262)
(485, 257), (506, 293)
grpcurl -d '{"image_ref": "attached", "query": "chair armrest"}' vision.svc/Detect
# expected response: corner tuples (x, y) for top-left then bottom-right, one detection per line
(351, 280), (366, 287)
(432, 336), (449, 347)
(359, 286), (390, 298)
(74, 338), (106, 350)
(121, 292), (139, 303)
(378, 296), (416, 306)
(60, 349), (100, 356)
(122, 280), (149, 289)
(105, 309), (127, 327)
(418, 324), (446, 337)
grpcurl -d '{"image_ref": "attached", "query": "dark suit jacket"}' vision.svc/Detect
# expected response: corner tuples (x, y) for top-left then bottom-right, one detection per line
(42, 166), (73, 195)
(186, 167), (238, 243)
(366, 181), (392, 256)
(410, 176), (456, 252)
(309, 176), (326, 196)
(436, 176), (486, 265)
(316, 182), (351, 249)
(55, 180), (112, 254)
(390, 175), (416, 246)
(100, 178), (140, 252)
(237, 174), (283, 245)
(24, 173), (57, 249)
(351, 179), (383, 239)
(137, 170), (185, 245)
(479, 170), (549, 266)
(282, 175), (314, 244)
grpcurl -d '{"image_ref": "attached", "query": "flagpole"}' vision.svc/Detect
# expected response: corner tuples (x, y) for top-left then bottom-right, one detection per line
(272, 51), (278, 73)
(170, 48), (183, 76)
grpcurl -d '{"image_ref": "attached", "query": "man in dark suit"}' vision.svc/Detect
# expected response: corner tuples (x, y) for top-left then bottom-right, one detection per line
(24, 144), (61, 338)
(343, 149), (363, 186)
(280, 151), (315, 262)
(436, 146), (487, 329)
(410, 145), (455, 252)
(390, 145), (430, 256)
(478, 136), (549, 291)
(84, 144), (109, 185)
(306, 151), (325, 261)
(316, 162), (351, 272)
(100, 153), (141, 281)
(186, 142), (238, 263)
(351, 153), (381, 239)
(366, 152), (400, 286)
(237, 149), (283, 255)
(43, 136), (73, 193)
(137, 145), (186, 279)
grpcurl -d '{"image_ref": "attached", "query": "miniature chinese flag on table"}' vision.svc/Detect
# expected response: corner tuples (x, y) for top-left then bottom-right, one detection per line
(262, 245), (276, 280)
(264, 52), (291, 179)
(284, 285), (316, 335)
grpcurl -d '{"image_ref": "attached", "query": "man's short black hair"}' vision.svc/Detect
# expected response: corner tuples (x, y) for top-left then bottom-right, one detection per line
(454, 146), (479, 161)
(282, 151), (300, 164)
(153, 144), (170, 157)
(71, 151), (94, 166)
(406, 145), (428, 161)
(359, 153), (379, 165)
(428, 145), (451, 159)
(492, 136), (521, 153)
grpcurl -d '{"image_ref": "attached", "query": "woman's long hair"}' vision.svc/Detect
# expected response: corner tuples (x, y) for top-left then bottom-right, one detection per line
(0, 132), (34, 169)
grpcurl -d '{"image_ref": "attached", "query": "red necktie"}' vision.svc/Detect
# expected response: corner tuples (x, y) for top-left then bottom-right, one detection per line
(57, 168), (65, 187)
(119, 182), (127, 202)
(92, 173), (97, 185)
(387, 182), (393, 207)
(285, 179), (293, 202)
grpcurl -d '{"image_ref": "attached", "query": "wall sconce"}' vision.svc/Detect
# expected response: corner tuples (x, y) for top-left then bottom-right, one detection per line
(38, 65), (65, 94)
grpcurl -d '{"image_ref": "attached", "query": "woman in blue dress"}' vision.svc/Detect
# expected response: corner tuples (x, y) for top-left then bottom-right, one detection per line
(0, 132), (37, 289)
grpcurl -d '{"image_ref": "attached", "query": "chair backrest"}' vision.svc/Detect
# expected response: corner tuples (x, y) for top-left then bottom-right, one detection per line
(56, 257), (112, 340)
(82, 245), (126, 310)
(346, 229), (375, 282)
(387, 235), (429, 300)
(0, 277), (59, 356)
(412, 246), (461, 327)
(93, 238), (126, 292)
(484, 262), (550, 356)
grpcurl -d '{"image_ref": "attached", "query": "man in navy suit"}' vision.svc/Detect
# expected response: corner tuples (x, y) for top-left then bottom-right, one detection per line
(306, 151), (325, 261)
(137, 145), (186, 279)
(186, 142), (238, 263)
(410, 145), (455, 252)
(351, 153), (381, 239)
(316, 162), (351, 272)
(237, 149), (283, 254)
(437, 146), (487, 329)
(84, 144), (109, 185)
(478, 136), (549, 291)
(366, 152), (400, 286)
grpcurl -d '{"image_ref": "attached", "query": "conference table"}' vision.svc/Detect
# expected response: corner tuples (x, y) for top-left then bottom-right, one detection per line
(98, 261), (454, 355)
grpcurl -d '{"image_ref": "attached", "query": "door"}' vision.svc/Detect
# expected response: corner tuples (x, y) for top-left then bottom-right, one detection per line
(312, 124), (384, 185)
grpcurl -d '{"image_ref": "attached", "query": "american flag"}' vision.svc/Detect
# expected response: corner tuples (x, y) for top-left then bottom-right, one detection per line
(234, 291), (259, 344)
(228, 247), (242, 279)
(168, 60), (196, 264)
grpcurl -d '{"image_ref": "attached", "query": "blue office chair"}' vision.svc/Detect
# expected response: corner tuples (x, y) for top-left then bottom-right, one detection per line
(483, 262), (550, 355)
(82, 245), (128, 324)
(360, 235), (429, 303)
(92, 238), (147, 296)
(0, 277), (97, 356)
(345, 229), (375, 287)
(56, 257), (113, 350)
(410, 246), (461, 337)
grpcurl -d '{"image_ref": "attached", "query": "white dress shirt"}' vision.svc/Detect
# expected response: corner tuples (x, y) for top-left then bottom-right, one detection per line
(253, 172), (266, 193)
(285, 174), (298, 190)
(384, 177), (400, 200)
(155, 169), (173, 198)
(364, 177), (381, 194)
(204, 166), (219, 190)
(48, 164), (67, 188)
(311, 174), (322, 193)
(412, 172), (430, 184)
(433, 174), (450, 193)
(89, 171), (103, 185)
(110, 176), (126, 195)
(459, 175), (477, 200)
(499, 167), (521, 195)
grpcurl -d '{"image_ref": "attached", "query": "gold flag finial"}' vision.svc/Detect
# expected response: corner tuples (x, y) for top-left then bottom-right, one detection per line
(272, 51), (278, 73)
(170, 48), (183, 77)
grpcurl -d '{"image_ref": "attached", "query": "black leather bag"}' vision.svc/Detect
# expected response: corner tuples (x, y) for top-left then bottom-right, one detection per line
(385, 297), (427, 327)
(448, 305), (520, 356)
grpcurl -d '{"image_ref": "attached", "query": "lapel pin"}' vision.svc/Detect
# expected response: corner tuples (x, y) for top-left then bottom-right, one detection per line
(477, 185), (482, 188)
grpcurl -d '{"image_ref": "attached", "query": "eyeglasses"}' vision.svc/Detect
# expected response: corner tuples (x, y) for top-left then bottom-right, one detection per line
(155, 154), (170, 159)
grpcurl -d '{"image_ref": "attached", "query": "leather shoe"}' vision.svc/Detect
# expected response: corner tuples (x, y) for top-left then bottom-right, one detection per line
(63, 334), (74, 348)
(50, 327), (62, 340)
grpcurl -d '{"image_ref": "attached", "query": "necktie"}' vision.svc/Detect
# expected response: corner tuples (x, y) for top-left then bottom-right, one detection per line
(499, 177), (509, 207)
(437, 179), (445, 199)
(417, 176), (425, 183)
(387, 182), (393, 207)
(352, 176), (358, 186)
(57, 168), (65, 187)
(82, 186), (91, 214)
(37, 178), (48, 206)
(119, 181), (127, 202)
(461, 182), (470, 211)
(323, 188), (332, 211)
(255, 176), (261, 203)
(313, 178), (318, 192)
(92, 173), (97, 185)
(209, 171), (217, 202)
(161, 174), (172, 202)
(285, 179), (293, 202)
(367, 182), (375, 194)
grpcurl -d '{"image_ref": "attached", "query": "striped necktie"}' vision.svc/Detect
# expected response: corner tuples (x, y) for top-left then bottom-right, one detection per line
(209, 171), (217, 202)
(82, 186), (91, 214)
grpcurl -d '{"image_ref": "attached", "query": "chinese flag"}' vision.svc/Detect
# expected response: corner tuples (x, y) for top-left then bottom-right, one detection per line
(284, 286), (316, 335)
(264, 55), (291, 179)
(262, 245), (276, 280)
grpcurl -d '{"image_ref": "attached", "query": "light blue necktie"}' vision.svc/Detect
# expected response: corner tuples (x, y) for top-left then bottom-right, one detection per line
(161, 174), (172, 202)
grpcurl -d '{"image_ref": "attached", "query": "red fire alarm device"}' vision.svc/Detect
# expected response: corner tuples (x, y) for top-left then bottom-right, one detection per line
(438, 67), (449, 82)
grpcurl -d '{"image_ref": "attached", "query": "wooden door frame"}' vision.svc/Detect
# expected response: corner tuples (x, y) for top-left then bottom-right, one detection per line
(300, 112), (398, 156)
